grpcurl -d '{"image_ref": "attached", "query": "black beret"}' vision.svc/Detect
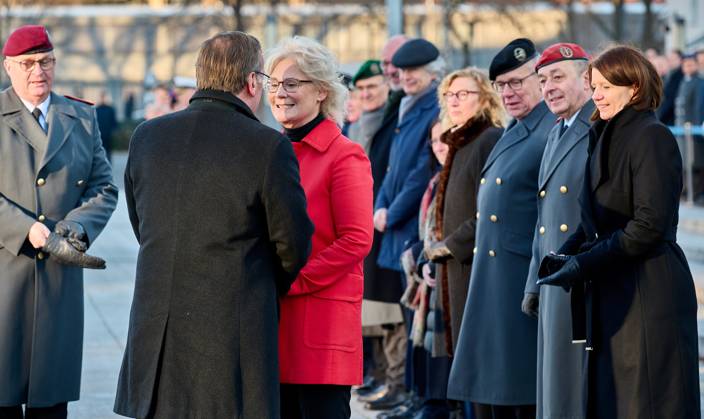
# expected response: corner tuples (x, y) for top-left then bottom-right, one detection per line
(489, 38), (538, 81)
(391, 38), (439, 69)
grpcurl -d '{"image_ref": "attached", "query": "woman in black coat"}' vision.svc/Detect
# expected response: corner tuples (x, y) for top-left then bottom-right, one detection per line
(538, 45), (700, 418)
(425, 68), (504, 355)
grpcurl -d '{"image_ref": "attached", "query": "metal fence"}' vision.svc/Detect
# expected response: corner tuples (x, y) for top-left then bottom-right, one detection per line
(671, 123), (704, 206)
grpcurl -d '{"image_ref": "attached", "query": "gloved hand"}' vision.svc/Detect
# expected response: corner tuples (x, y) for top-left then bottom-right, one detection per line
(425, 240), (452, 262)
(42, 232), (106, 269)
(55, 220), (87, 251)
(538, 251), (570, 278)
(521, 293), (539, 318)
(536, 254), (582, 292)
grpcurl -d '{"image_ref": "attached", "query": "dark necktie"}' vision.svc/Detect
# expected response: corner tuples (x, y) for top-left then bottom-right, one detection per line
(32, 108), (46, 133)
(559, 121), (568, 138)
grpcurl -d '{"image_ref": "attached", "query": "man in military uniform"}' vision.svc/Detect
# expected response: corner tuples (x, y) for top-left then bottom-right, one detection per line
(447, 38), (554, 419)
(0, 25), (117, 419)
(524, 42), (594, 419)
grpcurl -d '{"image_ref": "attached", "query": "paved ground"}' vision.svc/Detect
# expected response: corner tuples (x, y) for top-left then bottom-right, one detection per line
(68, 152), (704, 418)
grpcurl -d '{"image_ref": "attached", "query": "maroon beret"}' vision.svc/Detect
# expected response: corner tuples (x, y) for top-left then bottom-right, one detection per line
(535, 43), (589, 71)
(2, 25), (53, 57)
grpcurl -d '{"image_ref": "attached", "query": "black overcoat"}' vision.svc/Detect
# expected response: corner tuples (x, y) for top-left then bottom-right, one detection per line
(561, 106), (700, 419)
(363, 90), (405, 302)
(438, 124), (501, 349)
(114, 90), (313, 419)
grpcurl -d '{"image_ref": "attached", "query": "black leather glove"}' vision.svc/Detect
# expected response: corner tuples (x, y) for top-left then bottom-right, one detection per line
(55, 220), (87, 251)
(521, 293), (539, 318)
(425, 240), (452, 262)
(536, 254), (582, 292)
(42, 232), (106, 269)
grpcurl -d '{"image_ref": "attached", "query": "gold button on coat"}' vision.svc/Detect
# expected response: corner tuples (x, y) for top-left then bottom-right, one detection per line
(560, 186), (568, 194)
(473, 247), (477, 254)
(560, 224), (569, 232)
(539, 190), (546, 198)
(37, 251), (45, 260)
(76, 179), (85, 187)
(490, 214), (498, 223)
(495, 177), (502, 185)
(489, 250), (496, 257)
(36, 178), (45, 186)
(480, 178), (486, 184)
(476, 211), (480, 219)
(38, 214), (46, 222)
(539, 226), (545, 235)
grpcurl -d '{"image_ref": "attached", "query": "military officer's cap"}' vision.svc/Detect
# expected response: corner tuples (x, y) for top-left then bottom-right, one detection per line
(489, 38), (537, 81)
(3, 25), (53, 57)
(391, 38), (439, 69)
(353, 60), (384, 85)
(536, 42), (590, 71)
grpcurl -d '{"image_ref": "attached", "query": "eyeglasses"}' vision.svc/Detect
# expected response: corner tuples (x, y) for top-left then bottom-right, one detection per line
(492, 73), (536, 92)
(443, 90), (480, 101)
(7, 57), (55, 72)
(267, 78), (313, 93)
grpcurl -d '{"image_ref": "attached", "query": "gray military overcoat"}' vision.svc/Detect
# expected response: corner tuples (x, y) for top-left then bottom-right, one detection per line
(0, 88), (117, 407)
(447, 101), (554, 405)
(524, 101), (594, 418)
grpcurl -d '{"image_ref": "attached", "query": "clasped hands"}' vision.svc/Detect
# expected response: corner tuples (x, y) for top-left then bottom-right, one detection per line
(536, 252), (583, 292)
(29, 220), (106, 269)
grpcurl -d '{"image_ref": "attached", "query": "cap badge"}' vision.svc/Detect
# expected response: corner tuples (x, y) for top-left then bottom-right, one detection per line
(559, 46), (574, 58)
(371, 63), (380, 74)
(514, 48), (527, 62)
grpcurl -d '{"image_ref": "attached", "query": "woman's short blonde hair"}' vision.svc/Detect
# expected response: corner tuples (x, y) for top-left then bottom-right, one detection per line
(437, 67), (506, 128)
(265, 36), (348, 124)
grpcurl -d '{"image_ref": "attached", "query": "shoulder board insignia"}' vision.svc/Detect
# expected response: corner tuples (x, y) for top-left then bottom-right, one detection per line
(64, 95), (94, 106)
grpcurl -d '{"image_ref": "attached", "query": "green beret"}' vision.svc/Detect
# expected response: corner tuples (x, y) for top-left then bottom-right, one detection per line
(353, 60), (383, 85)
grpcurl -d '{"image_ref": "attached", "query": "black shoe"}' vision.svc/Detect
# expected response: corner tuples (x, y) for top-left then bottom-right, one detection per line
(376, 398), (421, 418)
(354, 377), (382, 396)
(365, 389), (408, 411)
(357, 384), (389, 403)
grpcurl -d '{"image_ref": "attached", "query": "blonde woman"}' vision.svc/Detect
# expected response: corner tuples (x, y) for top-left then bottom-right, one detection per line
(424, 68), (505, 356)
(265, 36), (374, 419)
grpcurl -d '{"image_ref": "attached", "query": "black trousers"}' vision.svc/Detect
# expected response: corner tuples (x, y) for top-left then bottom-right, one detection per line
(280, 384), (351, 419)
(0, 403), (67, 419)
(473, 403), (535, 419)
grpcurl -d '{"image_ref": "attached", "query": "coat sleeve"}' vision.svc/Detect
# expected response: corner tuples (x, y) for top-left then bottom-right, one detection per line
(287, 145), (374, 296)
(576, 124), (682, 271)
(123, 134), (140, 243)
(262, 139), (314, 294)
(63, 108), (118, 245)
(0, 194), (36, 256)
(384, 139), (432, 229)
(525, 221), (542, 295)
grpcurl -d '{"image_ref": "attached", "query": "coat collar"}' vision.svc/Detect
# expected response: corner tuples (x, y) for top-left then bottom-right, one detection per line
(0, 88), (79, 167)
(538, 100), (595, 189)
(588, 105), (655, 192)
(397, 85), (439, 128)
(42, 93), (79, 167)
(189, 89), (259, 121)
(481, 100), (550, 175)
(298, 118), (342, 152)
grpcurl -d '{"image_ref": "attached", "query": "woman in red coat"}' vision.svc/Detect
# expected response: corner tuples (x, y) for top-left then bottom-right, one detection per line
(265, 36), (374, 419)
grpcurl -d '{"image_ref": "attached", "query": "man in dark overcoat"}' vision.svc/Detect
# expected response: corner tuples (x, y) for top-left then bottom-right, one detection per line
(113, 32), (313, 419)
(447, 38), (554, 419)
(523, 42), (594, 419)
(0, 25), (118, 419)
(357, 36), (410, 406)
(370, 38), (442, 410)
